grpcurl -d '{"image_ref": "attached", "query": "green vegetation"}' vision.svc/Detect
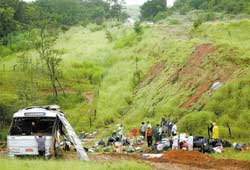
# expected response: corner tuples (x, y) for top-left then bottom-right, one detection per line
(174, 0), (250, 15)
(0, 158), (152, 170)
(212, 148), (250, 161)
(1, 0), (250, 146)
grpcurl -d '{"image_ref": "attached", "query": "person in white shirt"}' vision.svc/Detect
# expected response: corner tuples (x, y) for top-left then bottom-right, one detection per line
(118, 124), (123, 141)
(172, 122), (177, 136)
(187, 133), (194, 151)
(172, 134), (179, 150)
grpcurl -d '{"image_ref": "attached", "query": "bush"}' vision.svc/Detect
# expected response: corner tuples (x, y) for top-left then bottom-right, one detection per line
(0, 45), (12, 57)
(0, 129), (8, 140)
(178, 111), (216, 135)
(87, 24), (104, 32)
(105, 30), (113, 42)
(114, 32), (138, 49)
(193, 18), (203, 29)
(133, 22), (143, 35)
(47, 94), (84, 110)
(167, 19), (182, 25)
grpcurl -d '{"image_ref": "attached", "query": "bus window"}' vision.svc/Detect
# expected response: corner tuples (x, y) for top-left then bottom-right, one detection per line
(10, 117), (56, 136)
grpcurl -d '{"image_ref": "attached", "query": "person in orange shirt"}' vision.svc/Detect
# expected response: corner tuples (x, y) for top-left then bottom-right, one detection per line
(131, 126), (138, 138)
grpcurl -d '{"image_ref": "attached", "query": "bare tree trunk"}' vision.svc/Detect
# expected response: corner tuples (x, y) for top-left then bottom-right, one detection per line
(226, 122), (232, 138)
(56, 77), (66, 96)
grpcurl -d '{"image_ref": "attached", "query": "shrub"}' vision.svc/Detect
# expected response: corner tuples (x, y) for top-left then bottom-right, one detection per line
(133, 22), (143, 35)
(0, 45), (12, 57)
(114, 33), (138, 49)
(193, 18), (203, 29)
(0, 129), (8, 140)
(47, 94), (84, 110)
(105, 30), (113, 42)
(168, 19), (182, 25)
(178, 111), (216, 135)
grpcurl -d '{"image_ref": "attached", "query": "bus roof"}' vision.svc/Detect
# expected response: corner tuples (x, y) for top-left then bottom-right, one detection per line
(13, 105), (64, 118)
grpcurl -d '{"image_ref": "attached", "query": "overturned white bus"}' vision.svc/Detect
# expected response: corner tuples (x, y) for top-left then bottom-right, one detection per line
(7, 105), (89, 160)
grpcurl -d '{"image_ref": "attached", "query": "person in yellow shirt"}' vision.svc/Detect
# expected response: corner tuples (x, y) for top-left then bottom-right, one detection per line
(212, 122), (219, 139)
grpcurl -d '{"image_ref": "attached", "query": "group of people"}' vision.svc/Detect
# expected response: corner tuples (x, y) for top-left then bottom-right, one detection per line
(141, 119), (178, 148)
(104, 118), (222, 153)
(106, 118), (193, 152)
(143, 120), (194, 151)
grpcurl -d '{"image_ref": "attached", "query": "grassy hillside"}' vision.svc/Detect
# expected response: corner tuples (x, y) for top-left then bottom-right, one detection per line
(1, 19), (250, 139)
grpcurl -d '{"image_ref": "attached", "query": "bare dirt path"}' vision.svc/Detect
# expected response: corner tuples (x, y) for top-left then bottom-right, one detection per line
(1, 147), (250, 170)
(89, 151), (250, 170)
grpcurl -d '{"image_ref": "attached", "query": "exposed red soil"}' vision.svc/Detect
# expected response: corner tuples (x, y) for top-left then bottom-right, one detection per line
(84, 91), (95, 105)
(89, 152), (250, 170)
(183, 44), (215, 76)
(157, 150), (211, 164)
(142, 62), (165, 86)
(182, 83), (210, 108)
(165, 43), (238, 108)
(149, 150), (250, 170)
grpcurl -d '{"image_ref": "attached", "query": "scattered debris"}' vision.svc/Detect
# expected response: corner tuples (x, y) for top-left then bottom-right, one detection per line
(210, 81), (223, 91)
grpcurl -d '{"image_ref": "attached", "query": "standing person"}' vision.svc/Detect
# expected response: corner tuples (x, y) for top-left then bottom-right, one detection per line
(140, 122), (146, 139)
(172, 133), (179, 150)
(172, 121), (177, 136)
(208, 121), (214, 140)
(187, 133), (194, 151)
(167, 119), (172, 137)
(212, 123), (219, 139)
(161, 118), (167, 137)
(35, 132), (46, 157)
(131, 126), (138, 138)
(146, 126), (153, 147)
(153, 124), (160, 143)
(118, 124), (123, 142)
(158, 126), (163, 141)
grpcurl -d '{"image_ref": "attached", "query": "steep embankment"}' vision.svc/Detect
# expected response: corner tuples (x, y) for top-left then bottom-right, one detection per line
(1, 20), (250, 138)
(95, 20), (250, 138)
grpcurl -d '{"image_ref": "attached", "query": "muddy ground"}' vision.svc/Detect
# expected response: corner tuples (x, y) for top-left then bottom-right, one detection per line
(1, 144), (250, 170)
(89, 150), (250, 170)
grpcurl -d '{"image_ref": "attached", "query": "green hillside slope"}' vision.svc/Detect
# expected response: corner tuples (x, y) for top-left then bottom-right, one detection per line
(1, 20), (250, 139)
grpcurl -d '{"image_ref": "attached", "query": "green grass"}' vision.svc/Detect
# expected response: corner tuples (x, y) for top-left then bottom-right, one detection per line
(0, 158), (152, 170)
(212, 148), (250, 161)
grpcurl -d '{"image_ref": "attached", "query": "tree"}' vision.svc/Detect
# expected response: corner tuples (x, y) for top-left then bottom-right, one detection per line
(0, 7), (16, 45)
(140, 0), (166, 21)
(35, 21), (64, 97)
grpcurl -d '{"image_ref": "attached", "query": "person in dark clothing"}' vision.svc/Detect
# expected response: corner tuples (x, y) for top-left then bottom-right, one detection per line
(141, 122), (146, 139)
(208, 121), (214, 139)
(35, 132), (46, 157)
(153, 124), (160, 143)
(167, 119), (172, 137)
(108, 130), (118, 145)
(31, 121), (38, 134)
(98, 139), (106, 147)
(146, 127), (153, 147)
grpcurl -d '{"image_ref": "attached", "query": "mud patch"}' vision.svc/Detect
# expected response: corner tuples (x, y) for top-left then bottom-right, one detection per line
(182, 83), (210, 108)
(142, 62), (165, 86)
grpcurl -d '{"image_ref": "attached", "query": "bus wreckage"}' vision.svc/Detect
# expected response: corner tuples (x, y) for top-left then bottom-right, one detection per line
(7, 105), (89, 161)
